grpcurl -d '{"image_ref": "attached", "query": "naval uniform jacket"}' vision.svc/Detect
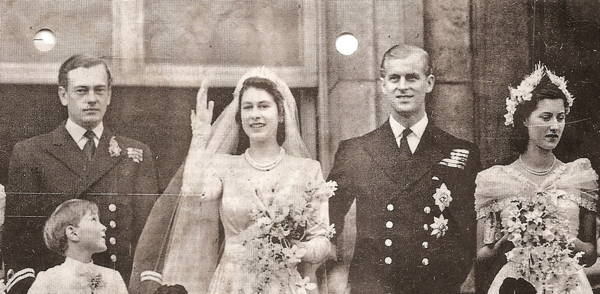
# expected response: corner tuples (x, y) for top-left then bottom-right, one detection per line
(328, 121), (480, 294)
(3, 123), (159, 294)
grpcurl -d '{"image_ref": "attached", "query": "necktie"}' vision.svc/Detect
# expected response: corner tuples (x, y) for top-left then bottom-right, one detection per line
(399, 128), (412, 159)
(83, 130), (96, 161)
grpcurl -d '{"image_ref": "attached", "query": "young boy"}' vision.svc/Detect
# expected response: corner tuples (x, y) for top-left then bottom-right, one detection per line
(27, 199), (128, 294)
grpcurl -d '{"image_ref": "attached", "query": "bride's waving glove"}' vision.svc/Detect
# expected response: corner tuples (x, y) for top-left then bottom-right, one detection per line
(190, 79), (213, 148)
(182, 79), (214, 196)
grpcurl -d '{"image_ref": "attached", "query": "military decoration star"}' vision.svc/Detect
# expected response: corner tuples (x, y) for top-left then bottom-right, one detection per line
(430, 215), (448, 238)
(432, 183), (452, 212)
(428, 181), (452, 238)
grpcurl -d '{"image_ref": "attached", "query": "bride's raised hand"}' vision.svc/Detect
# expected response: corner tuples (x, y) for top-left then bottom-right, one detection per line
(183, 79), (215, 194)
(190, 78), (214, 141)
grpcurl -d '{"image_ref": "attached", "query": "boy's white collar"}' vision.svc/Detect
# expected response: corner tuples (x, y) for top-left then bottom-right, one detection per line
(64, 256), (94, 268)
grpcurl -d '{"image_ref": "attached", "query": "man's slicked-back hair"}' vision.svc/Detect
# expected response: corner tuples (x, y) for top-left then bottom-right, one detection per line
(58, 55), (112, 89)
(380, 44), (432, 77)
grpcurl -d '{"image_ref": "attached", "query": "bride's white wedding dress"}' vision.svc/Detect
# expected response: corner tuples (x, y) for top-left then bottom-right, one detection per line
(129, 67), (332, 294)
(166, 153), (330, 294)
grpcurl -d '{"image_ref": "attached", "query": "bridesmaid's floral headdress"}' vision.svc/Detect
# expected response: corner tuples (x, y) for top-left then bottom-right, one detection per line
(504, 63), (574, 127)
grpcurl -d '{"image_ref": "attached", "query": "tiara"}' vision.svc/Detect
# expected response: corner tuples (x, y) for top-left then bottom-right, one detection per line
(504, 63), (574, 127)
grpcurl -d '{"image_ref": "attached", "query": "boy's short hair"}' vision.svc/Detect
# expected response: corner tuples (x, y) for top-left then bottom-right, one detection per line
(43, 199), (99, 256)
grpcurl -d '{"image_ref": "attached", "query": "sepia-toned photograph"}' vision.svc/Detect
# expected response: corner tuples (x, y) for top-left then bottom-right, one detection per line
(1, 0), (600, 293)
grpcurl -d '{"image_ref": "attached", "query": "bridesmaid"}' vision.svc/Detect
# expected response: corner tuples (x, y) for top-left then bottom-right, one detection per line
(475, 64), (597, 294)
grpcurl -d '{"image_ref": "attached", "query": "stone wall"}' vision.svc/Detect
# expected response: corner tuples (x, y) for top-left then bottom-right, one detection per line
(324, 0), (475, 173)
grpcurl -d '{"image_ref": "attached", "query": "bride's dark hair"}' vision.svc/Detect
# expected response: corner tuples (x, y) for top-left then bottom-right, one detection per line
(235, 77), (287, 153)
(510, 75), (570, 154)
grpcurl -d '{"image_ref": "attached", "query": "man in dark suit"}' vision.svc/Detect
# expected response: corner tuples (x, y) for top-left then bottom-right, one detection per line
(328, 44), (481, 294)
(3, 55), (159, 294)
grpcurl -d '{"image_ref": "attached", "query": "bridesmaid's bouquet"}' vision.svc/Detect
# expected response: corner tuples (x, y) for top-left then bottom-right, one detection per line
(502, 190), (583, 293)
(241, 180), (337, 293)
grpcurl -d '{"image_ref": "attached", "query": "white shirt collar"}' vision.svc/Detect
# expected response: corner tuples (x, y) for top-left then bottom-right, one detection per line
(389, 114), (428, 139)
(63, 256), (94, 268)
(65, 119), (103, 149)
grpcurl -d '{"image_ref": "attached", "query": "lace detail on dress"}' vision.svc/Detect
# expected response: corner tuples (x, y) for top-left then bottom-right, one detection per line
(475, 159), (598, 218)
(474, 164), (569, 219)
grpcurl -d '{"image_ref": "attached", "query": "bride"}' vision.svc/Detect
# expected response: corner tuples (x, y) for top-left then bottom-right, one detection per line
(475, 64), (598, 294)
(129, 68), (332, 294)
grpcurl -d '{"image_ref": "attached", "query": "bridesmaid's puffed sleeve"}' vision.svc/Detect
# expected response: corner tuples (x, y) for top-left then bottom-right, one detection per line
(300, 160), (333, 264)
(474, 167), (505, 245)
(557, 158), (599, 212)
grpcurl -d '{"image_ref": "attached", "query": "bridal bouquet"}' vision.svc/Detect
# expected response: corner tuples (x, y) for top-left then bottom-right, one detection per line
(502, 190), (583, 293)
(241, 180), (337, 293)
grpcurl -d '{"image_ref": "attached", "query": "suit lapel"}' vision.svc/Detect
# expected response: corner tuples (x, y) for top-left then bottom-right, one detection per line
(365, 121), (445, 190)
(45, 124), (86, 177)
(364, 122), (406, 184)
(402, 125), (445, 189)
(84, 129), (123, 191)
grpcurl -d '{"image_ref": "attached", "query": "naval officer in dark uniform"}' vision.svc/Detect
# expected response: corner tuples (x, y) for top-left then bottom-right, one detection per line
(328, 44), (481, 294)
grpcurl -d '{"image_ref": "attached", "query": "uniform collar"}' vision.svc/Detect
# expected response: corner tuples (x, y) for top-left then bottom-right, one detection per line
(389, 114), (428, 139)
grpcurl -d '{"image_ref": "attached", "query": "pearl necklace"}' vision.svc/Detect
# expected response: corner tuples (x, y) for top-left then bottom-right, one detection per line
(244, 148), (286, 171)
(518, 155), (557, 176)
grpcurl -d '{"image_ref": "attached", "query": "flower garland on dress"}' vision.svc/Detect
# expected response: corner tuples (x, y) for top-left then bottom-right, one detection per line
(504, 63), (574, 127)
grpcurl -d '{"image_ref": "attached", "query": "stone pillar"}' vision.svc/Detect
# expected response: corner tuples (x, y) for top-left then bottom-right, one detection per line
(472, 0), (531, 167)
(424, 0), (474, 142)
(325, 0), (425, 167)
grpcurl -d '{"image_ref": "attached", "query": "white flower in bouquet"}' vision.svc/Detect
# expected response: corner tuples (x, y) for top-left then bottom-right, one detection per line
(542, 229), (556, 242)
(242, 180), (337, 292)
(505, 247), (528, 265)
(501, 191), (582, 292)
(296, 276), (317, 294)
